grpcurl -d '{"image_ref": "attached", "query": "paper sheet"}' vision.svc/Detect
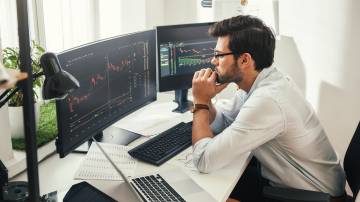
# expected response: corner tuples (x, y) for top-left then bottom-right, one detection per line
(113, 101), (192, 136)
(168, 148), (197, 171)
(74, 142), (137, 181)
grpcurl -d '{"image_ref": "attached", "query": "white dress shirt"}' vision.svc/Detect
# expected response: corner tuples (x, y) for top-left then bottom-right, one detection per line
(192, 66), (346, 196)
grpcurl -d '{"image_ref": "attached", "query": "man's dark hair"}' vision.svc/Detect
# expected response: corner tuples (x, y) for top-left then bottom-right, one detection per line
(209, 15), (275, 71)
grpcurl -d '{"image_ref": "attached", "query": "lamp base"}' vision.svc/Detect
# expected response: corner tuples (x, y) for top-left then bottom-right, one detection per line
(1, 181), (57, 202)
(2, 181), (28, 202)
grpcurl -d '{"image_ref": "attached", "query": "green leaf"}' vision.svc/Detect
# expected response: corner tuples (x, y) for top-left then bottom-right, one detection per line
(37, 46), (45, 53)
(2, 41), (46, 106)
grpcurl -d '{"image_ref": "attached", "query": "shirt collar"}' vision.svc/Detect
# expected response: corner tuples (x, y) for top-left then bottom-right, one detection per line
(246, 65), (276, 96)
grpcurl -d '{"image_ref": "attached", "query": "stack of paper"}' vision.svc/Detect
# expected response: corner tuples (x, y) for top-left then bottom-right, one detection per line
(74, 142), (137, 181)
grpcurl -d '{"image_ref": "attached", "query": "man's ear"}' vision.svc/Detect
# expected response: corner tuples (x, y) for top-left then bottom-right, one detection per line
(242, 53), (252, 64)
(237, 53), (250, 67)
(239, 53), (255, 70)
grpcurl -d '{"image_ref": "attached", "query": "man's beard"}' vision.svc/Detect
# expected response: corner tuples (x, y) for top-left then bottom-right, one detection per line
(216, 61), (242, 84)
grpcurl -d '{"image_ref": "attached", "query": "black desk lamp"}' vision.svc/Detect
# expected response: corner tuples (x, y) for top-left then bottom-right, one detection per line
(0, 1), (79, 201)
(0, 52), (79, 108)
(40, 52), (80, 100)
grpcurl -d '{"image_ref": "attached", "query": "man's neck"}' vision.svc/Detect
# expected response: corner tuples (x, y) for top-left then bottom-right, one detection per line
(236, 70), (259, 93)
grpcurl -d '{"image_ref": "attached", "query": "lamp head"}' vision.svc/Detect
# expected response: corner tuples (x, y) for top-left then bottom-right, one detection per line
(40, 52), (80, 100)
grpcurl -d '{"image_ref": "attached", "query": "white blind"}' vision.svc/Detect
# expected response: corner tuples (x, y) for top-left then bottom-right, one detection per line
(42, 0), (152, 52)
(0, 0), (37, 49)
(2, 0), (166, 53)
(0, 0), (19, 48)
(42, 0), (97, 52)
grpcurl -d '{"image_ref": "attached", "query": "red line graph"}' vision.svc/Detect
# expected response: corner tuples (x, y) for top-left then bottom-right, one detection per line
(107, 59), (131, 72)
(67, 94), (90, 113)
(90, 73), (105, 87)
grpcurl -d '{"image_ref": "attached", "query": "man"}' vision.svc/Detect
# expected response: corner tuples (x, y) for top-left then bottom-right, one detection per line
(191, 15), (345, 202)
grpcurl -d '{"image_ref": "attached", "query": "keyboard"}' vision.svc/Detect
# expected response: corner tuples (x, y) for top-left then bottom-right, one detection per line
(128, 122), (192, 166)
(131, 174), (185, 202)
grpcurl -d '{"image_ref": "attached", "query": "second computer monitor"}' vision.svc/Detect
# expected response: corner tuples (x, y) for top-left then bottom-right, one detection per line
(156, 22), (216, 113)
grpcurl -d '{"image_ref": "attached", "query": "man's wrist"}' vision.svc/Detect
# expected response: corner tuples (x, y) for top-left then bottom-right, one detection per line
(193, 98), (210, 105)
(191, 103), (209, 113)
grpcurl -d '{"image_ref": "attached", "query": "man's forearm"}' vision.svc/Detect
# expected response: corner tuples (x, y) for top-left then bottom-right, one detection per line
(192, 109), (214, 145)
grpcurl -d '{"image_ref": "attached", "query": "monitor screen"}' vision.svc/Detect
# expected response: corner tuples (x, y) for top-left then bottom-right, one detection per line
(55, 30), (156, 157)
(157, 22), (216, 92)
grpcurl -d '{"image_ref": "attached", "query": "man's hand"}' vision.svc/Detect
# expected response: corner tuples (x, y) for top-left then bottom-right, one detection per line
(192, 68), (228, 104)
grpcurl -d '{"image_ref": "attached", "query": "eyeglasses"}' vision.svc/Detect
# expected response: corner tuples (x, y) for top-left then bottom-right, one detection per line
(213, 52), (235, 59)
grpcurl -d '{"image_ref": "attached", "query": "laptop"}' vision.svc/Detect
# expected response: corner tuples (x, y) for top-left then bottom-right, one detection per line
(93, 140), (217, 202)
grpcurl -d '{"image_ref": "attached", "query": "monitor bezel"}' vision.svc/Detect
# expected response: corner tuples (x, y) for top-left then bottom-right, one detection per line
(55, 29), (157, 158)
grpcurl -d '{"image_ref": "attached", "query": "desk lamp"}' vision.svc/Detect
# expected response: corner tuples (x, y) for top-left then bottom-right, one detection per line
(40, 52), (79, 100)
(0, 53), (79, 108)
(0, 1), (79, 201)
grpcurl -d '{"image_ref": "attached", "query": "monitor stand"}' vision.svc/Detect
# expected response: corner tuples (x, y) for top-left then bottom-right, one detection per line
(173, 89), (193, 113)
(74, 126), (141, 153)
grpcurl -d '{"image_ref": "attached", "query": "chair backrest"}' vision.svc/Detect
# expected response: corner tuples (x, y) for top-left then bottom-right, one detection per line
(344, 121), (360, 198)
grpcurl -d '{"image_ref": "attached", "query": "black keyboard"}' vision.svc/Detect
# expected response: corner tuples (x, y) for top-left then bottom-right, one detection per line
(128, 122), (192, 166)
(131, 174), (185, 202)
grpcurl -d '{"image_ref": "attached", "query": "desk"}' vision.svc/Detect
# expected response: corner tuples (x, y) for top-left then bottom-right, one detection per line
(12, 93), (251, 202)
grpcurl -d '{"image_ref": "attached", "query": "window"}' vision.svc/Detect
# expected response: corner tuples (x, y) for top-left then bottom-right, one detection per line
(42, 0), (97, 52)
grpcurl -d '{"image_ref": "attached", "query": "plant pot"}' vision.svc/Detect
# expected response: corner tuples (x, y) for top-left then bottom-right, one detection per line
(8, 102), (41, 139)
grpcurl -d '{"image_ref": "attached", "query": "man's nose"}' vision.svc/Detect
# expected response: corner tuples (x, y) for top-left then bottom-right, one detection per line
(211, 57), (218, 66)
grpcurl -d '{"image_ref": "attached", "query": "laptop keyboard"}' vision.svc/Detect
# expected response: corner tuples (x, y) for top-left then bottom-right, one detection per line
(132, 174), (186, 202)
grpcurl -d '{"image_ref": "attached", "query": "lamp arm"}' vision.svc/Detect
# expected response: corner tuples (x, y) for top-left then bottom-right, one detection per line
(0, 88), (20, 108)
(0, 89), (12, 102)
(0, 71), (44, 108)
(33, 71), (44, 79)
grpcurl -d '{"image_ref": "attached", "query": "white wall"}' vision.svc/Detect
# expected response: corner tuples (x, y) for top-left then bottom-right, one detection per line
(145, 0), (165, 29)
(119, 0), (147, 34)
(279, 0), (360, 159)
(163, 0), (198, 25)
(98, 0), (147, 38)
(97, 0), (122, 39)
(98, 0), (165, 37)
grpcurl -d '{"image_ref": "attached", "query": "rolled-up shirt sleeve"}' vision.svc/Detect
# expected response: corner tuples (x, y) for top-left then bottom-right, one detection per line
(210, 90), (247, 134)
(192, 137), (213, 172)
(210, 108), (226, 134)
(193, 95), (286, 173)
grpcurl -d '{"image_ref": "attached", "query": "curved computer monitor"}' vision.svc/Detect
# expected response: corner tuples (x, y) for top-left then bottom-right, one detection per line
(55, 30), (157, 158)
(156, 22), (216, 113)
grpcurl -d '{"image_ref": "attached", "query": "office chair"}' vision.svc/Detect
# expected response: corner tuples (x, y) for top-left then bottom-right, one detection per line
(263, 121), (360, 202)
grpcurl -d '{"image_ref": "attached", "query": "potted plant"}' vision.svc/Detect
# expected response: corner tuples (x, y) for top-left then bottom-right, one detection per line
(2, 40), (45, 138)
